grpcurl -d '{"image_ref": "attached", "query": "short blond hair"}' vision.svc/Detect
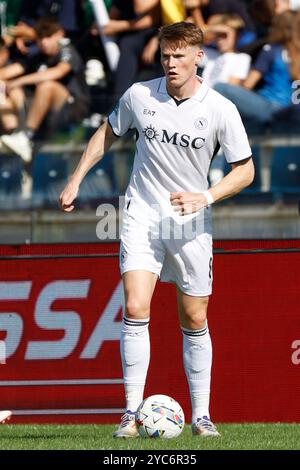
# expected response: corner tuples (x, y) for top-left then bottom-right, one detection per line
(158, 21), (204, 49)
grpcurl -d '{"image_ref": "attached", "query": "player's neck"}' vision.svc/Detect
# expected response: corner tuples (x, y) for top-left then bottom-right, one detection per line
(166, 76), (202, 101)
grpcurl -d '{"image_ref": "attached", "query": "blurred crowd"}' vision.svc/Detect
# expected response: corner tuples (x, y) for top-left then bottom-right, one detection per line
(0, 0), (300, 198)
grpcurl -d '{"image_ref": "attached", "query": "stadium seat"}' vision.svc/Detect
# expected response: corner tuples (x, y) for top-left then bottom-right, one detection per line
(271, 147), (300, 202)
(270, 104), (300, 135)
(78, 156), (113, 206)
(222, 147), (272, 204)
(0, 154), (22, 197)
(32, 152), (68, 206)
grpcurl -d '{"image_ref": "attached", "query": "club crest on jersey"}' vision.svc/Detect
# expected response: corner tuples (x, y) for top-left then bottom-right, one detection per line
(143, 125), (159, 141)
(194, 117), (208, 130)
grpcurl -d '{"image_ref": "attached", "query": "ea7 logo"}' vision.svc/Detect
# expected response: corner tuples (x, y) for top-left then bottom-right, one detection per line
(0, 280), (124, 360)
(143, 108), (156, 116)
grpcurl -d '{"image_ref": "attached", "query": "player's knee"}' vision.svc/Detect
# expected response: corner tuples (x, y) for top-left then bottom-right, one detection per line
(125, 297), (150, 319)
(191, 313), (207, 329)
(183, 306), (208, 329)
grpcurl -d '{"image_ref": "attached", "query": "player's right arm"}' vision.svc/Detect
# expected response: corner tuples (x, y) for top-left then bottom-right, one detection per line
(60, 120), (117, 212)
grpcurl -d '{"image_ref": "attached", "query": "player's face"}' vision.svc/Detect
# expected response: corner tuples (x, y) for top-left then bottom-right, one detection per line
(160, 41), (203, 90)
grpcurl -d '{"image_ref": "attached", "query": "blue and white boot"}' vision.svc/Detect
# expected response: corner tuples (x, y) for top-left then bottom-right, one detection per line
(192, 416), (220, 437)
(113, 410), (139, 438)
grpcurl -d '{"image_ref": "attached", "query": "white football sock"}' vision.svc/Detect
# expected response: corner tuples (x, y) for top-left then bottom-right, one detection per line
(121, 316), (150, 412)
(182, 324), (212, 423)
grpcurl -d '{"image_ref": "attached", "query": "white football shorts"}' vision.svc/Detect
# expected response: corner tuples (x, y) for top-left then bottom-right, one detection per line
(120, 197), (213, 297)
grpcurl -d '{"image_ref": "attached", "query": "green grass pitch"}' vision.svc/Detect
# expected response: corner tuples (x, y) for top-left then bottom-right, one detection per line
(0, 423), (300, 450)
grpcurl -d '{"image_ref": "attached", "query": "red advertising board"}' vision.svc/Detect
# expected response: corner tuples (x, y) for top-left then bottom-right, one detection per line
(0, 241), (300, 423)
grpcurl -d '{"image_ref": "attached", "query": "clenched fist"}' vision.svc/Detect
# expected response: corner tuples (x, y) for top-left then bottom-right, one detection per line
(170, 191), (208, 215)
(60, 181), (79, 212)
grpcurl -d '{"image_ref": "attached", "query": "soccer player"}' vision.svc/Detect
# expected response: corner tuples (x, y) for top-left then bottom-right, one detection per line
(60, 22), (254, 438)
(0, 410), (12, 424)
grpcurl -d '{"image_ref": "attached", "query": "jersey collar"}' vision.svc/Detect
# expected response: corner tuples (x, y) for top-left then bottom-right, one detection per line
(157, 76), (209, 103)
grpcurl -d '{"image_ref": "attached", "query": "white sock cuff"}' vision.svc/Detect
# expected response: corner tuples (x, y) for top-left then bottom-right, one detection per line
(181, 324), (210, 344)
(181, 324), (208, 336)
(123, 316), (150, 326)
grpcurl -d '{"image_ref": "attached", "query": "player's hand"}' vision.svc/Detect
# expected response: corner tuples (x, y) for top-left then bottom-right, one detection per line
(60, 180), (79, 212)
(170, 192), (208, 215)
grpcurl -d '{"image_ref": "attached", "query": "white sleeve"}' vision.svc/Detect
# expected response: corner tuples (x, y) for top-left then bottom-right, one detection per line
(217, 101), (252, 163)
(108, 87), (135, 136)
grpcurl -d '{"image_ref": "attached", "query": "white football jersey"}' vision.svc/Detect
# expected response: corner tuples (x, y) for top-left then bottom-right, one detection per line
(108, 77), (251, 219)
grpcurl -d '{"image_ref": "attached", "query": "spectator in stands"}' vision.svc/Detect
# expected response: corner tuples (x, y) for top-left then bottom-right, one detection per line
(0, 17), (89, 164)
(141, 1), (254, 68)
(201, 14), (251, 87)
(141, 0), (208, 67)
(102, 0), (160, 107)
(0, 37), (27, 137)
(243, 0), (275, 61)
(186, 0), (257, 47)
(214, 10), (300, 134)
(6, 0), (85, 54)
(249, 0), (275, 39)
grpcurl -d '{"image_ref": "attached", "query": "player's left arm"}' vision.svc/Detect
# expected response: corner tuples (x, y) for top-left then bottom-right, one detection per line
(171, 157), (254, 215)
(209, 156), (255, 201)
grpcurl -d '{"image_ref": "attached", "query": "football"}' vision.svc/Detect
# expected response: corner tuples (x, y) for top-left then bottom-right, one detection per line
(135, 394), (185, 438)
